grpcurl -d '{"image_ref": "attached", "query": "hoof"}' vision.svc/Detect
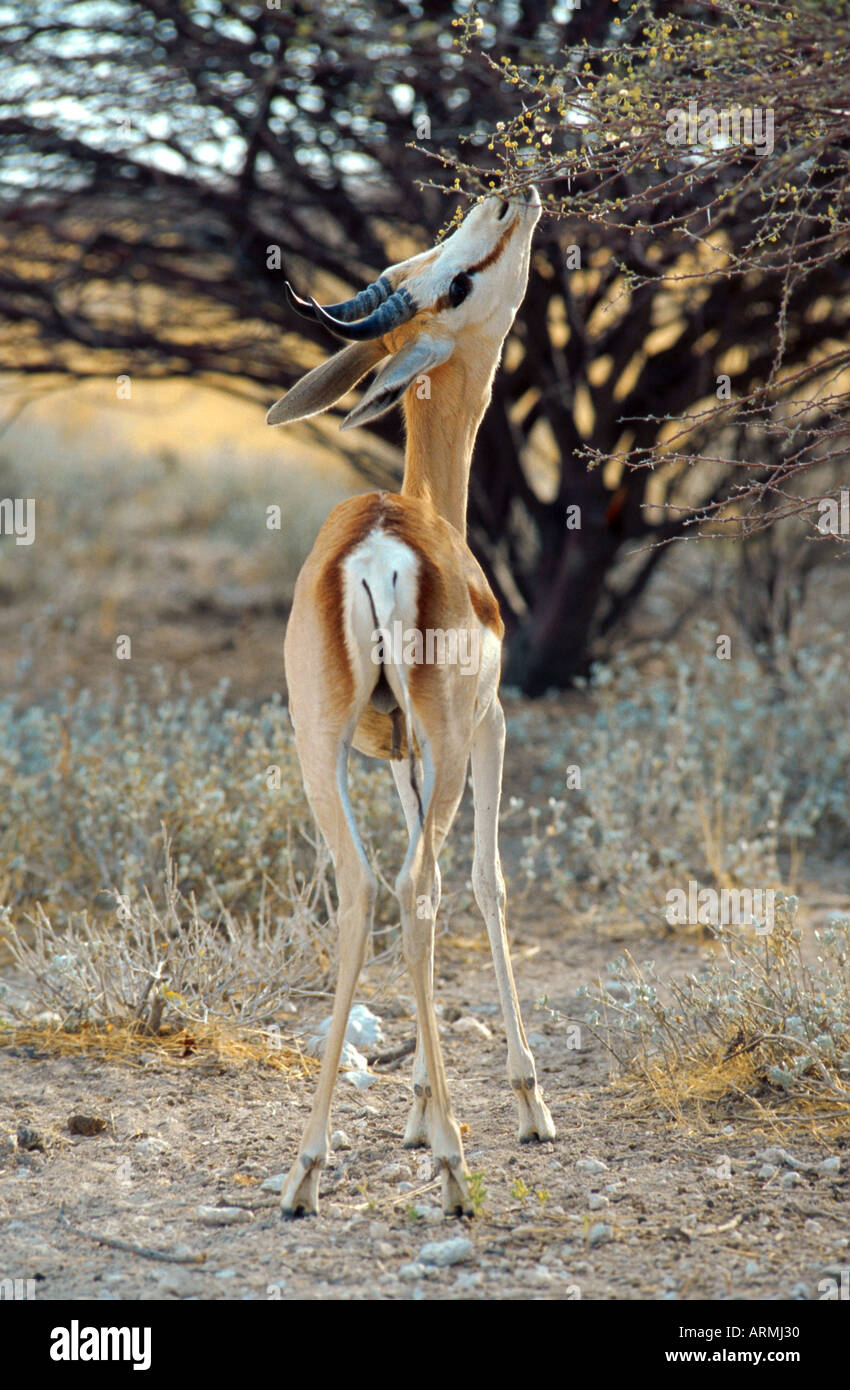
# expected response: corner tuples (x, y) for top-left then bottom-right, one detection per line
(438, 1156), (474, 1217)
(280, 1154), (323, 1218)
(402, 1091), (430, 1149)
(515, 1080), (557, 1143)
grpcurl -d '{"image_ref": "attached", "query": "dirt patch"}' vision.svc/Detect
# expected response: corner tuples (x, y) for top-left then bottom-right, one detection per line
(2, 922), (847, 1302)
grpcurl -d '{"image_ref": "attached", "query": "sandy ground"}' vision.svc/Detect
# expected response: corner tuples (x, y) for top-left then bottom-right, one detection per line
(2, 909), (848, 1302)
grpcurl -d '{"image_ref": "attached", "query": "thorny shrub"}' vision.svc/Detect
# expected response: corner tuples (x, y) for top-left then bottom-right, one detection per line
(573, 897), (850, 1111)
(1, 622), (848, 1086)
(508, 623), (848, 924)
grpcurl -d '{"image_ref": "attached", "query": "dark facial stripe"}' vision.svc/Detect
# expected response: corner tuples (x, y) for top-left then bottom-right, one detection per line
(466, 215), (519, 275)
(428, 216), (520, 315)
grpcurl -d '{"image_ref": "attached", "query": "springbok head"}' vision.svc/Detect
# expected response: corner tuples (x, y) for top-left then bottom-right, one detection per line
(267, 186), (541, 431)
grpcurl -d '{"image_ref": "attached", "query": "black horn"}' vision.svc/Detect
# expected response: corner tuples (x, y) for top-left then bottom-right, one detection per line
(284, 275), (393, 323)
(309, 287), (416, 340)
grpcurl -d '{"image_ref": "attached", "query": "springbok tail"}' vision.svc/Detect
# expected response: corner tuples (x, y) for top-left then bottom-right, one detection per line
(343, 531), (425, 824)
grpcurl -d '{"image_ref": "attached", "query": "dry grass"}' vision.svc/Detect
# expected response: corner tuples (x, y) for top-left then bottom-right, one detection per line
(0, 1018), (316, 1075)
(571, 897), (850, 1122)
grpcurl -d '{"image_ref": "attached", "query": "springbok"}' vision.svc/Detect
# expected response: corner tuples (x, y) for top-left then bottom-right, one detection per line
(268, 185), (555, 1217)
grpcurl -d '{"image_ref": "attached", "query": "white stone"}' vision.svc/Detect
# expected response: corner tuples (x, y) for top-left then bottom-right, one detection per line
(418, 1236), (473, 1267)
(450, 1017), (492, 1040)
(196, 1205), (253, 1225)
(343, 1068), (376, 1090)
(576, 1157), (608, 1175)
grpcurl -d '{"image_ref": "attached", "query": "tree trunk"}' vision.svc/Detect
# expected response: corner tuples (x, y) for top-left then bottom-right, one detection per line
(504, 514), (622, 693)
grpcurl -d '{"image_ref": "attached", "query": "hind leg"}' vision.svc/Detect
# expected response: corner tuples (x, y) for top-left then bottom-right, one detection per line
(471, 699), (555, 1143)
(395, 740), (473, 1214)
(280, 729), (377, 1216)
(392, 758), (439, 1148)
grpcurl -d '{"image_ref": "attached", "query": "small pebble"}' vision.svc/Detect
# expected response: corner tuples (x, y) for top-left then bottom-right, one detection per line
(16, 1127), (46, 1152)
(67, 1115), (107, 1137)
(758, 1145), (805, 1171)
(409, 1204), (443, 1223)
(377, 1162), (411, 1183)
(330, 1130), (351, 1151)
(588, 1223), (612, 1247)
(588, 1193), (610, 1211)
(196, 1205), (254, 1225)
(32, 1011), (62, 1028)
(780, 1171), (803, 1189)
(135, 1137), (170, 1157)
(157, 1268), (202, 1295)
(343, 1069), (376, 1090)
(450, 1017), (492, 1040)
(418, 1237), (473, 1267)
(576, 1157), (608, 1175)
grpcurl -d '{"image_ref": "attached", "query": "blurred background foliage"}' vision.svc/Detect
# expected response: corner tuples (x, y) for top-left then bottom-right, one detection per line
(0, 0), (847, 691)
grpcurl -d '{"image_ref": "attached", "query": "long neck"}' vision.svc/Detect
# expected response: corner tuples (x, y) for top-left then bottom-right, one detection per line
(401, 353), (495, 537)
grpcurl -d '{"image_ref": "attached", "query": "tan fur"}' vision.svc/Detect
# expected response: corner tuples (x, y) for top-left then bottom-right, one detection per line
(272, 190), (555, 1219)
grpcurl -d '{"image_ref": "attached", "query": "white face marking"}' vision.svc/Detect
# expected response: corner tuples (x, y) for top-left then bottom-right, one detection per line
(386, 188), (542, 345)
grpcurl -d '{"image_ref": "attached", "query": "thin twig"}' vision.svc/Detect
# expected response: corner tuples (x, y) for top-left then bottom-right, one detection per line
(367, 1038), (416, 1069)
(58, 1205), (207, 1265)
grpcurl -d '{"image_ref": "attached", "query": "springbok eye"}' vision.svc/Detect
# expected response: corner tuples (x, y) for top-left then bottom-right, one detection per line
(448, 272), (473, 308)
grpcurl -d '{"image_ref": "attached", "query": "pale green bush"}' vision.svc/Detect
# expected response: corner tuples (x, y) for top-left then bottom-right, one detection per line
(0, 674), (412, 923)
(507, 622), (849, 923)
(574, 898), (850, 1108)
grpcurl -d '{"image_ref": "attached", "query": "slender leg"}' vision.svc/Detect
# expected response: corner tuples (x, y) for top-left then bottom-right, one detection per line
(471, 699), (556, 1142)
(280, 732), (377, 1216)
(392, 758), (438, 1147)
(395, 742), (471, 1214)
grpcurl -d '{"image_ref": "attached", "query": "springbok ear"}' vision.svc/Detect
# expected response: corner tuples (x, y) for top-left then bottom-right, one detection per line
(266, 340), (387, 426)
(340, 334), (453, 431)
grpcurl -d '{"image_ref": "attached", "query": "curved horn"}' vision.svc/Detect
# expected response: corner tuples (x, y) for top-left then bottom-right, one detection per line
(310, 287), (416, 341)
(284, 281), (319, 321)
(284, 276), (393, 323)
